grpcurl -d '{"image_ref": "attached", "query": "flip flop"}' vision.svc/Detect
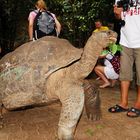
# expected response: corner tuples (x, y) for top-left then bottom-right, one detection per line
(127, 107), (140, 118)
(108, 104), (129, 113)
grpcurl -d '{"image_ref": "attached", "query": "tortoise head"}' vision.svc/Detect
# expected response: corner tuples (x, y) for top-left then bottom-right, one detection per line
(93, 30), (117, 48)
(106, 30), (117, 44)
(71, 30), (118, 79)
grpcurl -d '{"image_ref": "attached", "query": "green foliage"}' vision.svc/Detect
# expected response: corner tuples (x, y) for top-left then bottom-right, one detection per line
(101, 43), (122, 56)
(0, 0), (32, 56)
(47, 0), (114, 47)
(85, 128), (94, 136)
(108, 43), (122, 55)
(0, 0), (115, 56)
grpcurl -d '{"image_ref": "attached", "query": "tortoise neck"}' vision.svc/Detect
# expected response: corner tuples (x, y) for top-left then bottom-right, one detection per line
(68, 33), (106, 79)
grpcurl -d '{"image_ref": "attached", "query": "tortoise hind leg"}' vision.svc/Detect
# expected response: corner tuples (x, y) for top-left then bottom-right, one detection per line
(84, 80), (101, 121)
(0, 103), (9, 129)
(0, 103), (4, 128)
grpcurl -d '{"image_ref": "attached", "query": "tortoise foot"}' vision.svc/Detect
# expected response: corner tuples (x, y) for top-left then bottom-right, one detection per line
(58, 127), (74, 140)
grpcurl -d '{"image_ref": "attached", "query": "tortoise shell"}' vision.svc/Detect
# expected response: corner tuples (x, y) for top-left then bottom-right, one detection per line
(0, 36), (83, 107)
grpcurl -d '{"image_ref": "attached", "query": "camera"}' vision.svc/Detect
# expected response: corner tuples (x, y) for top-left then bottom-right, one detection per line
(117, 0), (130, 27)
(117, 0), (129, 11)
(118, 19), (126, 27)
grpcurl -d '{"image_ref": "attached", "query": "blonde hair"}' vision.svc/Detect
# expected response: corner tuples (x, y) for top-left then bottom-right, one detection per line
(35, 0), (47, 10)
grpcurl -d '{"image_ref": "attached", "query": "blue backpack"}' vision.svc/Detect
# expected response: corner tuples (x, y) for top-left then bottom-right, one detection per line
(33, 10), (56, 40)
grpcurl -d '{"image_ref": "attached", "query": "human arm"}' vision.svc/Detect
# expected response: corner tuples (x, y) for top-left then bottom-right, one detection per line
(28, 18), (34, 41)
(54, 16), (61, 37)
(28, 11), (36, 41)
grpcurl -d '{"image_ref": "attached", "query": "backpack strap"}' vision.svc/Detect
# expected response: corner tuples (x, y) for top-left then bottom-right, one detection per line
(45, 11), (54, 18)
(33, 9), (39, 14)
(33, 10), (42, 40)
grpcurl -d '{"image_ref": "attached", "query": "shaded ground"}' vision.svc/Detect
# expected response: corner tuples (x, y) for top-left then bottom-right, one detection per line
(0, 79), (140, 140)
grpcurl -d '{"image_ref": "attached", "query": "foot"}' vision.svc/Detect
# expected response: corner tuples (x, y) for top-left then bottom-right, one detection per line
(108, 104), (129, 113)
(110, 80), (117, 87)
(99, 82), (110, 88)
(58, 127), (74, 140)
(96, 77), (101, 81)
(127, 107), (140, 117)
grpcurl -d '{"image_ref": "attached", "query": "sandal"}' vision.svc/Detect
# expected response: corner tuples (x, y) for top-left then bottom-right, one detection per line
(127, 107), (140, 118)
(108, 104), (129, 113)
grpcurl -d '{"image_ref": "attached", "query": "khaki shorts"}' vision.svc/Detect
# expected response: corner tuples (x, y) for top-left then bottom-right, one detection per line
(119, 46), (140, 85)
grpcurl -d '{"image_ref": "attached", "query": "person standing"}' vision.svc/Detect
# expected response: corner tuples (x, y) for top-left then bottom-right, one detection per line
(28, 0), (61, 41)
(108, 0), (140, 117)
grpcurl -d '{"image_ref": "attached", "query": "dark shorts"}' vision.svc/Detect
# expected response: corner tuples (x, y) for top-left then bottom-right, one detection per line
(34, 29), (56, 40)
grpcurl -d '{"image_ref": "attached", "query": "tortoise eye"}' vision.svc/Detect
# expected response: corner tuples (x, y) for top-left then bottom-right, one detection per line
(107, 30), (112, 35)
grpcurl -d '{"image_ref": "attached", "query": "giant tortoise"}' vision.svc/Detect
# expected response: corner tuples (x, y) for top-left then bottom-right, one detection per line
(0, 30), (117, 140)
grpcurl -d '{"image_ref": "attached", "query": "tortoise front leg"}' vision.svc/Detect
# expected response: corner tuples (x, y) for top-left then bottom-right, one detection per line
(58, 85), (84, 140)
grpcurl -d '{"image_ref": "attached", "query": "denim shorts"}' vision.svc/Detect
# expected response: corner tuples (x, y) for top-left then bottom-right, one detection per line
(119, 46), (140, 85)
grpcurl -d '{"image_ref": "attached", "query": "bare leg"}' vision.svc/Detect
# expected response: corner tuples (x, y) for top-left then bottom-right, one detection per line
(110, 79), (117, 87)
(134, 86), (140, 108)
(119, 81), (130, 109)
(94, 66), (110, 88)
(96, 77), (101, 80)
(127, 86), (140, 116)
(108, 80), (129, 112)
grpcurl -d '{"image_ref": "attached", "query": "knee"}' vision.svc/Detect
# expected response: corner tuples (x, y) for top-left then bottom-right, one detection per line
(94, 66), (101, 72)
(94, 66), (98, 72)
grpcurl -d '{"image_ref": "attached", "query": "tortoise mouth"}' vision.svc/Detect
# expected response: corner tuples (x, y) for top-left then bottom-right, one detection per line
(109, 37), (117, 44)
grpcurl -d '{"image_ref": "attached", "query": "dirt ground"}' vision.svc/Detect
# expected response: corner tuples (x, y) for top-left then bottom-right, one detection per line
(0, 79), (140, 140)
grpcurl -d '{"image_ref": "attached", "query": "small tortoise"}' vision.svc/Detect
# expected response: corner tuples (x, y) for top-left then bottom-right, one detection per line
(0, 30), (117, 140)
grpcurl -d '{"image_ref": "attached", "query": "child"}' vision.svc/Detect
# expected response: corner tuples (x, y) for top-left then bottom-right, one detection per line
(94, 44), (121, 88)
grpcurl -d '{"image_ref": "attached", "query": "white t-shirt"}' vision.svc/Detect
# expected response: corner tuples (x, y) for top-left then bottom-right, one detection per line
(115, 0), (140, 48)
